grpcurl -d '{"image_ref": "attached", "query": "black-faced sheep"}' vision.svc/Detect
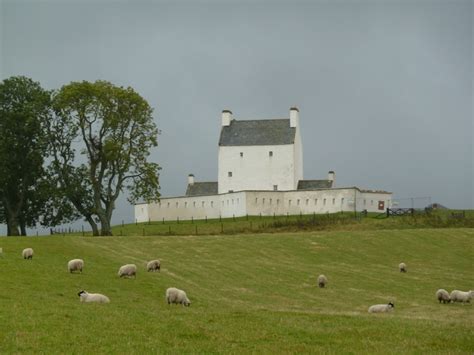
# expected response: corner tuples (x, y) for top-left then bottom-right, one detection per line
(399, 263), (407, 273)
(78, 290), (110, 303)
(317, 274), (328, 288)
(368, 302), (394, 313)
(22, 248), (34, 260)
(435, 289), (450, 304)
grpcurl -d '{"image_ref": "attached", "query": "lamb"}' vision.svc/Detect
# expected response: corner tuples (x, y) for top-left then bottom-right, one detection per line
(368, 302), (394, 313)
(435, 289), (451, 304)
(22, 248), (34, 260)
(399, 262), (407, 273)
(77, 290), (110, 303)
(317, 274), (328, 288)
(449, 290), (474, 304)
(118, 264), (137, 278)
(68, 259), (84, 273)
(166, 287), (191, 306)
(147, 259), (161, 272)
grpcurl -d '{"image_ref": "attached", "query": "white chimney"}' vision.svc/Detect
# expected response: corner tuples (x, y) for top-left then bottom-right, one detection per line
(290, 107), (299, 128)
(222, 109), (233, 126)
(328, 171), (335, 187)
(188, 174), (195, 185)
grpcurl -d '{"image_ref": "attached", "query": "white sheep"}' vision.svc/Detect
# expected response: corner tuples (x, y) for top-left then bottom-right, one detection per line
(118, 264), (137, 278)
(399, 262), (407, 273)
(68, 259), (84, 273)
(317, 274), (328, 288)
(78, 290), (110, 303)
(0, 247), (3, 256)
(147, 259), (161, 272)
(22, 248), (34, 260)
(368, 302), (394, 313)
(449, 290), (474, 304)
(166, 287), (191, 306)
(435, 289), (450, 304)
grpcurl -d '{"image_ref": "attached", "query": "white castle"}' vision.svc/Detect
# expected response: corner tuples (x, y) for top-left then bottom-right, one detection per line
(135, 107), (392, 222)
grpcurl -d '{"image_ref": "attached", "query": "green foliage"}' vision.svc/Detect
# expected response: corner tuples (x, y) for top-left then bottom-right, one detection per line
(0, 229), (472, 352)
(50, 80), (161, 235)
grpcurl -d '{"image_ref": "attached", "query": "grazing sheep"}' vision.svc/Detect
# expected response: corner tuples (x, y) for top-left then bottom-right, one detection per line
(368, 302), (394, 313)
(399, 262), (407, 273)
(118, 264), (137, 278)
(68, 259), (84, 273)
(166, 287), (191, 306)
(22, 248), (34, 260)
(449, 290), (474, 304)
(78, 290), (110, 303)
(0, 247), (3, 256)
(147, 259), (161, 272)
(436, 289), (451, 304)
(317, 274), (328, 288)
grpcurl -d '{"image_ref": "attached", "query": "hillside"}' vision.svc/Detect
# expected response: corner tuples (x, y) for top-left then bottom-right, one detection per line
(0, 228), (472, 353)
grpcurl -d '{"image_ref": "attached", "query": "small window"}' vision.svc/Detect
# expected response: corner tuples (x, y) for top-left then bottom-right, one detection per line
(364, 199), (366, 206)
(341, 198), (344, 205)
(297, 199), (300, 205)
(289, 200), (292, 206)
(323, 199), (326, 205)
(176, 202), (179, 207)
(306, 199), (309, 205)
(232, 199), (234, 205)
(240, 152), (243, 157)
(332, 198), (336, 205)
(193, 201), (196, 207)
(228, 172), (232, 177)
(167, 202), (170, 208)
(237, 198), (239, 204)
(277, 199), (280, 205)
(269, 151), (273, 157)
(255, 198), (258, 203)
(262, 198), (265, 205)
(228, 190), (233, 193)
(141, 207), (144, 213)
(273, 185), (278, 191)
(315, 199), (318, 205)
(211, 201), (214, 207)
(371, 200), (374, 206)
(202, 201), (205, 207)
(269, 199), (272, 205)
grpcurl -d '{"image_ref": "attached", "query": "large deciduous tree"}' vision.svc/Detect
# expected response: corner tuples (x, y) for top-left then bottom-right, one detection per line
(0, 76), (52, 236)
(50, 80), (161, 236)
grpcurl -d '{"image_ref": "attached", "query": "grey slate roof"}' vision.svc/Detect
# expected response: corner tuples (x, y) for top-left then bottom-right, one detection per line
(185, 182), (218, 196)
(219, 119), (296, 146)
(297, 180), (334, 190)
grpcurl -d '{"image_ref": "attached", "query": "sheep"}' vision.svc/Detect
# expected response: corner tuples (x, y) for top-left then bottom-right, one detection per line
(399, 262), (407, 273)
(147, 259), (161, 272)
(435, 289), (451, 304)
(449, 290), (474, 304)
(78, 290), (110, 303)
(166, 287), (191, 307)
(118, 264), (137, 278)
(317, 274), (328, 288)
(0, 247), (3, 256)
(368, 302), (395, 313)
(22, 248), (34, 260)
(68, 259), (84, 273)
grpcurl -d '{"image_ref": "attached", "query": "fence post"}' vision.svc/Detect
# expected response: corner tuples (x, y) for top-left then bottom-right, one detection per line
(191, 217), (194, 224)
(386, 208), (389, 217)
(219, 215), (222, 222)
(82, 225), (84, 237)
(36, 231), (38, 237)
(162, 217), (165, 224)
(148, 218), (151, 225)
(122, 220), (124, 228)
(246, 214), (248, 220)
(205, 216), (208, 223)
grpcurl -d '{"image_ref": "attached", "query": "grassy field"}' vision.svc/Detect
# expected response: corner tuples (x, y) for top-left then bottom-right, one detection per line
(0, 228), (473, 353)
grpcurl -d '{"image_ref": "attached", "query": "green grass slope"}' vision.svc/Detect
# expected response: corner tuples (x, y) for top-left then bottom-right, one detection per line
(0, 228), (473, 353)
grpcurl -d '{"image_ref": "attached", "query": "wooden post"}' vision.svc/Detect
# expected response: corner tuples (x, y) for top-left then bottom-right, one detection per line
(82, 225), (84, 237)
(162, 217), (165, 224)
(191, 216), (194, 224)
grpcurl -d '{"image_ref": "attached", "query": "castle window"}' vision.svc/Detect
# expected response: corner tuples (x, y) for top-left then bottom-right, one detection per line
(315, 199), (318, 205)
(193, 201), (196, 207)
(167, 202), (170, 208)
(306, 199), (309, 205)
(255, 198), (258, 203)
(297, 199), (300, 205)
(232, 199), (234, 205)
(211, 201), (214, 207)
(273, 185), (278, 191)
(237, 198), (239, 204)
(289, 200), (292, 206)
(371, 200), (374, 206)
(202, 201), (205, 207)
(269, 199), (272, 205)
(323, 199), (326, 205)
(184, 202), (187, 208)
(332, 198), (336, 205)
(228, 171), (232, 177)
(228, 190), (233, 193)
(176, 202), (179, 207)
(341, 198), (344, 205)
(240, 152), (243, 157)
(364, 199), (366, 206)
(269, 151), (273, 157)
(277, 199), (280, 205)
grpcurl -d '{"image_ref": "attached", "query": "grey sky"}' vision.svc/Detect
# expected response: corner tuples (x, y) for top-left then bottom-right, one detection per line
(0, 0), (472, 233)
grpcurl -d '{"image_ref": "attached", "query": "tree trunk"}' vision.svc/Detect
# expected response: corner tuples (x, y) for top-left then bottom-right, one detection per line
(7, 215), (20, 236)
(84, 215), (100, 236)
(19, 215), (27, 236)
(99, 215), (113, 236)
